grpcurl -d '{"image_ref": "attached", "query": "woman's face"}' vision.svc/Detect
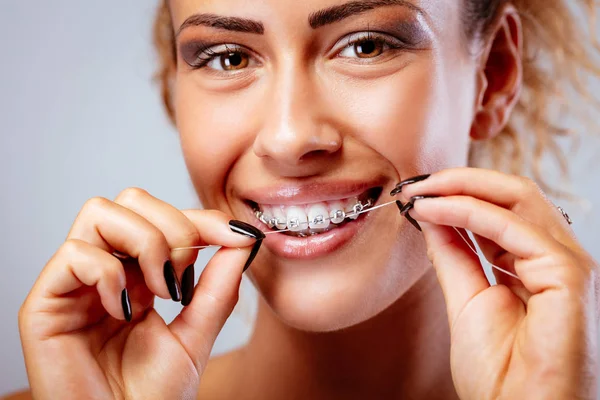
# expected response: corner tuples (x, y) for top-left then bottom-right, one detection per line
(170, 0), (479, 331)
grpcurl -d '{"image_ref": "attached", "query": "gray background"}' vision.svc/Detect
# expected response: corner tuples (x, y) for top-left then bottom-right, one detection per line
(0, 0), (598, 397)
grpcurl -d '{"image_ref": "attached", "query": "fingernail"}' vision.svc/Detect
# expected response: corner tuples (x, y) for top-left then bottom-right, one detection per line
(399, 201), (414, 215)
(390, 174), (431, 196)
(229, 220), (266, 240)
(395, 200), (422, 232)
(181, 264), (195, 307)
(163, 260), (182, 302)
(121, 288), (132, 322)
(243, 239), (263, 273)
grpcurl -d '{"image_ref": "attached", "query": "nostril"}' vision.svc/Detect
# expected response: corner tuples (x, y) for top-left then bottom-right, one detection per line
(304, 149), (327, 158)
(299, 149), (337, 163)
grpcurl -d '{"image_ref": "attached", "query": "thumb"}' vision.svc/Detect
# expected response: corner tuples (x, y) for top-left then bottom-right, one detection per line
(419, 221), (490, 329)
(168, 241), (261, 372)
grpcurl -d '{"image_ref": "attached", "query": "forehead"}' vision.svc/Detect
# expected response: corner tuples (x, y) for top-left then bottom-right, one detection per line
(170, 0), (454, 37)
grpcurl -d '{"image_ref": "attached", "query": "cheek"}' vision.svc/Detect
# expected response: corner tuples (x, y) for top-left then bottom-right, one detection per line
(174, 80), (262, 205)
(330, 59), (475, 176)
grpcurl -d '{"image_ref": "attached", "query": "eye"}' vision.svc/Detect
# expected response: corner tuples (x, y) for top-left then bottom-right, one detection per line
(336, 32), (404, 60)
(184, 43), (255, 72)
(206, 50), (250, 71)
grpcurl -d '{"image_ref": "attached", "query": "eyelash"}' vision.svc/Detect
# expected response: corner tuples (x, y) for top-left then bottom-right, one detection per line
(341, 31), (406, 57)
(189, 43), (246, 70)
(186, 31), (407, 71)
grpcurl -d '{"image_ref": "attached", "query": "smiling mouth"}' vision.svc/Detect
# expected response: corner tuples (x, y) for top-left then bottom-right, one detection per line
(247, 187), (383, 237)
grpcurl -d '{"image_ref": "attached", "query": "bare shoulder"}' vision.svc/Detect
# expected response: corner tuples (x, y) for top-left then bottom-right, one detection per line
(1, 390), (32, 400)
(197, 348), (245, 400)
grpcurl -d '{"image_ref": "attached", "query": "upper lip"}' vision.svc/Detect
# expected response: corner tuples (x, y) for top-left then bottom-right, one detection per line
(240, 178), (388, 206)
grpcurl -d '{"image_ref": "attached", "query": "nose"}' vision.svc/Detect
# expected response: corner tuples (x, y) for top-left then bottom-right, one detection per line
(252, 66), (342, 175)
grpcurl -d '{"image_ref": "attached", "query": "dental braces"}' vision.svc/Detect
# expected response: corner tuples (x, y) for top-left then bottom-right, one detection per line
(167, 199), (521, 282)
(254, 198), (375, 236)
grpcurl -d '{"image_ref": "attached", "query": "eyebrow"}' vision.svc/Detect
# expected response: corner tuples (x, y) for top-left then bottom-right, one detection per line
(176, 0), (424, 38)
(309, 0), (425, 29)
(176, 13), (265, 37)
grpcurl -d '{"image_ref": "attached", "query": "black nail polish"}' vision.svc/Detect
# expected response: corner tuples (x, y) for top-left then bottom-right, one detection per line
(390, 174), (431, 196)
(396, 200), (422, 232)
(163, 260), (182, 302)
(411, 195), (439, 201)
(229, 220), (266, 240)
(243, 239), (263, 273)
(181, 264), (195, 307)
(395, 200), (404, 212)
(405, 214), (422, 232)
(121, 288), (132, 322)
(400, 201), (414, 215)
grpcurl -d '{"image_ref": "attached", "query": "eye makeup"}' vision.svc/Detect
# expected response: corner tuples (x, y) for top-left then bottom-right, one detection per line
(177, 8), (432, 75)
(179, 40), (254, 70)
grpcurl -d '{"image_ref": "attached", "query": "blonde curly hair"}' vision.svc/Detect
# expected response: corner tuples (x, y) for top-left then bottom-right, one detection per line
(152, 0), (600, 198)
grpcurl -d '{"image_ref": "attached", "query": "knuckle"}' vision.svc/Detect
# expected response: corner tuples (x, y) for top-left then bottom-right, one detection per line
(116, 187), (149, 205)
(175, 228), (201, 247)
(18, 299), (30, 325)
(552, 255), (589, 292)
(140, 227), (168, 251)
(83, 196), (111, 213)
(519, 177), (543, 197)
(198, 282), (238, 312)
(59, 238), (86, 257)
(18, 292), (40, 331)
(103, 258), (125, 283)
(493, 218), (511, 246)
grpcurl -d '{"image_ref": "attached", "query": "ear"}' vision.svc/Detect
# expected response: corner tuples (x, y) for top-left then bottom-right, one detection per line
(470, 5), (523, 141)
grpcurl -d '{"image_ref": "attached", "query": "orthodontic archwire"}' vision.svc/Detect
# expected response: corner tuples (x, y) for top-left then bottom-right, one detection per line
(258, 199), (398, 235)
(169, 198), (520, 281)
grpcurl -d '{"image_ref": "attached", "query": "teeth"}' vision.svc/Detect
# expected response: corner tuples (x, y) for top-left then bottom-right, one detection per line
(329, 201), (346, 224)
(272, 207), (287, 230)
(308, 203), (330, 230)
(329, 210), (345, 224)
(253, 195), (376, 234)
(261, 206), (275, 228)
(346, 197), (360, 220)
(286, 206), (308, 232)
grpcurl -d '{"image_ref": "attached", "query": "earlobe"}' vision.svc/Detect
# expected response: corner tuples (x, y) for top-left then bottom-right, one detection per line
(470, 6), (523, 141)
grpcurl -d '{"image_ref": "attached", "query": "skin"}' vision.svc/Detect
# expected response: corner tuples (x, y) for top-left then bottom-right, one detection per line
(10, 0), (599, 399)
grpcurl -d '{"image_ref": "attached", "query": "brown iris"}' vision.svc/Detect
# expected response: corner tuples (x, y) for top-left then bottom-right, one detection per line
(220, 52), (249, 70)
(354, 39), (384, 58)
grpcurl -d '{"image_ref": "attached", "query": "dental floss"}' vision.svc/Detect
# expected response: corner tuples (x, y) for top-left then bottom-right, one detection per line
(451, 227), (521, 281)
(170, 200), (521, 281)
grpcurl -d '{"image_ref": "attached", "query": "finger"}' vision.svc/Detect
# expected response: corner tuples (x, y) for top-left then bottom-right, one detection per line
(114, 188), (202, 272)
(399, 168), (573, 287)
(418, 221), (490, 330)
(400, 168), (576, 244)
(30, 239), (128, 323)
(409, 196), (577, 295)
(66, 197), (173, 300)
(168, 245), (254, 371)
(181, 209), (262, 248)
(470, 233), (532, 303)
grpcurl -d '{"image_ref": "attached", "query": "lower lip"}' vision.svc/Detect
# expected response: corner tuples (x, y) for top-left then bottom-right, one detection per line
(248, 211), (369, 259)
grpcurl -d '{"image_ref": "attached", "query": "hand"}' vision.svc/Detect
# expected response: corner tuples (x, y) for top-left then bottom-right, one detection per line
(18, 188), (263, 400)
(395, 168), (599, 400)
